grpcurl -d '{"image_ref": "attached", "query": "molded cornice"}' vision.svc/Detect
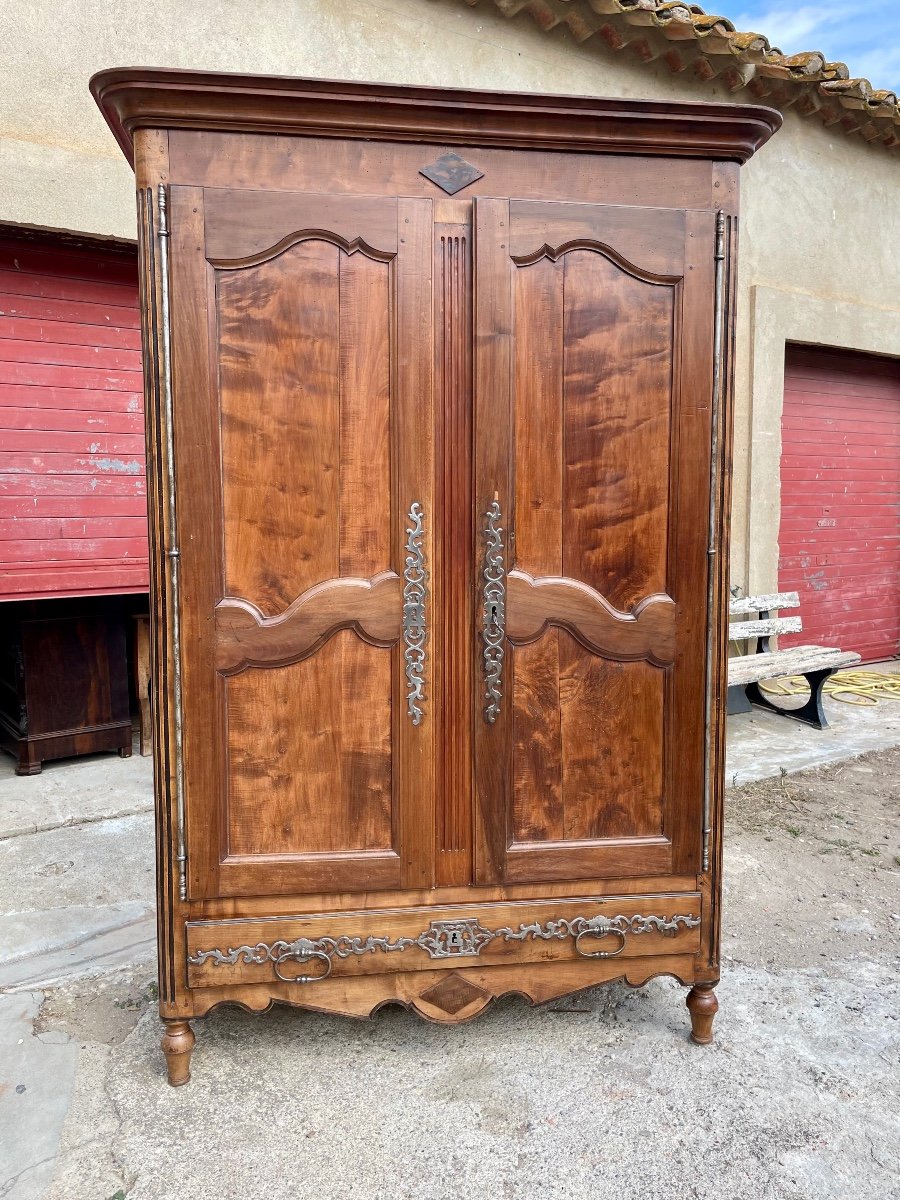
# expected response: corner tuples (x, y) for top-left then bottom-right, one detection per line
(91, 68), (781, 166)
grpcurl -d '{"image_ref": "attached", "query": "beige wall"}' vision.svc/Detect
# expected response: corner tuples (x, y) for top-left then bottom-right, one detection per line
(2, 0), (898, 591)
(736, 111), (900, 592)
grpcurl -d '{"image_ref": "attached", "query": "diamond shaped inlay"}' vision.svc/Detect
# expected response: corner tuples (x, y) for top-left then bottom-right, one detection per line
(419, 153), (485, 196)
(419, 973), (490, 1016)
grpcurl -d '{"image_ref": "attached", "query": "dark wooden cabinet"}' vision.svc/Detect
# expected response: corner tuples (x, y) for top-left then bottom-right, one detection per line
(92, 68), (779, 1084)
(0, 605), (132, 774)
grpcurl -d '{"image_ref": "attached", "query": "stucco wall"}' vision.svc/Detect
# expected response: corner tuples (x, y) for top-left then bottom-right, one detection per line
(2, 0), (897, 591)
(737, 115), (900, 592)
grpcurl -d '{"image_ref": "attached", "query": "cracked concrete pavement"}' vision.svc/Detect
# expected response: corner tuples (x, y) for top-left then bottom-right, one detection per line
(1, 698), (899, 1200)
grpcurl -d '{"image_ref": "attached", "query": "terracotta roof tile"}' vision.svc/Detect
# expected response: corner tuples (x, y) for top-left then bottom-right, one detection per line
(466, 0), (900, 151)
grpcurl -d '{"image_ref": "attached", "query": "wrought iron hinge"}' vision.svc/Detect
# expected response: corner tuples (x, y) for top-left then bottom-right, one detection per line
(703, 210), (729, 875)
(155, 182), (186, 901)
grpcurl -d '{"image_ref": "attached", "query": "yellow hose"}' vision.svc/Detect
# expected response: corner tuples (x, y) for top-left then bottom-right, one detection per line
(759, 669), (900, 706)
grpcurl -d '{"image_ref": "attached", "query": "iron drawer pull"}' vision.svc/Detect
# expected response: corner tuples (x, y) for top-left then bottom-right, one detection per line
(273, 946), (333, 984)
(403, 501), (427, 725)
(574, 928), (627, 959)
(482, 498), (506, 723)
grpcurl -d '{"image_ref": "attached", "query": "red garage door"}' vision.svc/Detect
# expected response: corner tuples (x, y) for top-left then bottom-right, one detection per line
(0, 235), (148, 599)
(779, 344), (900, 663)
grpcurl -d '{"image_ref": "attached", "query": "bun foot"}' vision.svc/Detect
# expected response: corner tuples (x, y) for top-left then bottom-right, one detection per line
(686, 983), (718, 1045)
(161, 1019), (195, 1086)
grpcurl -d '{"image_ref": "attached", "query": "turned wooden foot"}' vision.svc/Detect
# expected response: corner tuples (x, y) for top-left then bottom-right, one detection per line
(161, 1019), (195, 1086)
(686, 983), (718, 1045)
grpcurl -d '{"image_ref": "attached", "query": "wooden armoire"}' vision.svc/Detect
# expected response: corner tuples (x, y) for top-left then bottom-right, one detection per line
(92, 69), (779, 1084)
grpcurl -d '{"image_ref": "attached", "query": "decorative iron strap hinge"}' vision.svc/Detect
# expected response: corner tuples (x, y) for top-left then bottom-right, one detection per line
(403, 501), (427, 725)
(481, 499), (506, 722)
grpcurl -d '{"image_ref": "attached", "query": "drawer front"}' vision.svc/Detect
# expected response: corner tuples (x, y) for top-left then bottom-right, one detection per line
(186, 894), (702, 989)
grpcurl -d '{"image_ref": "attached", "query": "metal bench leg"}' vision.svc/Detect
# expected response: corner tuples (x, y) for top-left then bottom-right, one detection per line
(745, 668), (834, 730)
(727, 684), (753, 715)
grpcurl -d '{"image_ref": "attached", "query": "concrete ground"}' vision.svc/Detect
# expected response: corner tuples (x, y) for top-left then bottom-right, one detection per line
(1, 684), (899, 1200)
(725, 659), (900, 786)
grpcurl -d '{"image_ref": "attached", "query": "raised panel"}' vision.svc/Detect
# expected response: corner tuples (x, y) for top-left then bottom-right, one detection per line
(214, 230), (397, 870)
(203, 189), (399, 262)
(225, 632), (393, 855)
(475, 197), (713, 884)
(508, 200), (685, 280)
(510, 237), (674, 849)
(175, 188), (435, 899)
(557, 249), (673, 606)
(217, 239), (393, 611)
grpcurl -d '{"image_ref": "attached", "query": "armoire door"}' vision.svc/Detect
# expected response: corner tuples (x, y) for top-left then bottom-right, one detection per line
(168, 186), (435, 899)
(473, 198), (716, 884)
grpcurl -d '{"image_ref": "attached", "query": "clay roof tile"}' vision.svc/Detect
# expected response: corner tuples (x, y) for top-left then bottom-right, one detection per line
(477, 0), (900, 151)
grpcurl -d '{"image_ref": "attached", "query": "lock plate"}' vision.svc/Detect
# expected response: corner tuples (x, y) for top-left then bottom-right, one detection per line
(419, 919), (494, 959)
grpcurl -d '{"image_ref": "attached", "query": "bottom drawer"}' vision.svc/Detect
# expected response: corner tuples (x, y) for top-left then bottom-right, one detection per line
(185, 894), (702, 989)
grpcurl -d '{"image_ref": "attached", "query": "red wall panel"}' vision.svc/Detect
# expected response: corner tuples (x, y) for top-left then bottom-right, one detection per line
(0, 238), (148, 600)
(779, 345), (900, 663)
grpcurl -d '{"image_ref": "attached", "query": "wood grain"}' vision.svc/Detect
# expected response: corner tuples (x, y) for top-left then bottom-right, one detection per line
(92, 68), (781, 167)
(499, 215), (679, 869)
(174, 188), (435, 898)
(217, 239), (341, 615)
(557, 246), (671, 847)
(183, 953), (701, 1024)
(511, 255), (564, 844)
(225, 631), (393, 857)
(509, 200), (685, 280)
(434, 224), (473, 885)
(507, 571), (676, 665)
(203, 189), (398, 263)
(215, 573), (401, 673)
(110, 71), (764, 1043)
(185, 891), (702, 987)
(473, 198), (513, 884)
(338, 250), (391, 577)
(395, 198), (436, 891)
(560, 248), (672, 609)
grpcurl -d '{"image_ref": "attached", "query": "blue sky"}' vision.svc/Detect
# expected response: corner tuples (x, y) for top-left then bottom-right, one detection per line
(709, 1), (899, 93)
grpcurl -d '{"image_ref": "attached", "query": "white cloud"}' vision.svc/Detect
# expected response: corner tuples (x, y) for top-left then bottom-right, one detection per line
(734, 6), (824, 50)
(725, 1), (898, 88)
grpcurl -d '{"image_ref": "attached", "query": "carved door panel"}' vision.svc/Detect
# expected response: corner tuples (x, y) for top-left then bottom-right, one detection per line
(473, 198), (716, 884)
(169, 187), (435, 899)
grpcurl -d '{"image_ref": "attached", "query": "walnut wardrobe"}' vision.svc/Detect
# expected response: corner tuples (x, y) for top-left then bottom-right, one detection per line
(91, 69), (779, 1085)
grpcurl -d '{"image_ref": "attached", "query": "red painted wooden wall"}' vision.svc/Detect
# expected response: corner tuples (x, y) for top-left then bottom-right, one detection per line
(779, 344), (900, 663)
(0, 237), (148, 600)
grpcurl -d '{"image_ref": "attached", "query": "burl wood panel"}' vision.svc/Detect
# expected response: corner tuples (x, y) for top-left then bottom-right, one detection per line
(511, 248), (673, 845)
(215, 232), (395, 863)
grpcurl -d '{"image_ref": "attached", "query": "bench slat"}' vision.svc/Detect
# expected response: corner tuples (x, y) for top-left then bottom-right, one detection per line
(729, 616), (803, 640)
(729, 591), (800, 615)
(728, 646), (861, 687)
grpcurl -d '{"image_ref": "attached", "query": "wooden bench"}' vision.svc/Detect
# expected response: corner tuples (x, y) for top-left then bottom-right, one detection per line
(727, 592), (861, 729)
